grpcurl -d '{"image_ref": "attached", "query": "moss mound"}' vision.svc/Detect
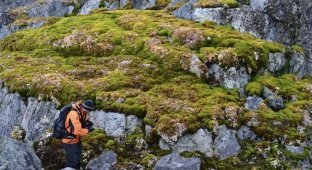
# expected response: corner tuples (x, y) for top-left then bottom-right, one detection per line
(0, 10), (309, 145)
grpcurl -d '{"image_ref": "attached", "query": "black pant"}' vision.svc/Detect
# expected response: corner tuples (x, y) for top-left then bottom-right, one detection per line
(64, 142), (82, 169)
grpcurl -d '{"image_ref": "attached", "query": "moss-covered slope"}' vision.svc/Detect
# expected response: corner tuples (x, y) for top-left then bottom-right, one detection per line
(0, 10), (309, 141)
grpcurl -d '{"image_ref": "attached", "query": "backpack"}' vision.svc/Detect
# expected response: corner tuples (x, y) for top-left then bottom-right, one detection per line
(52, 104), (74, 139)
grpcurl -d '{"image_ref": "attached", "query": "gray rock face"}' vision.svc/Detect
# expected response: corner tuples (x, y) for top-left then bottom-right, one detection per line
(214, 125), (241, 160)
(0, 86), (57, 141)
(160, 129), (214, 157)
(0, 136), (42, 170)
(85, 151), (117, 170)
(179, 0), (312, 77)
(0, 92), (26, 137)
(289, 53), (305, 74)
(79, 0), (101, 15)
(126, 115), (143, 133)
(237, 126), (257, 140)
(268, 53), (286, 72)
(208, 64), (250, 89)
(0, 21), (45, 39)
(26, 0), (75, 18)
(173, 0), (196, 19)
(285, 145), (304, 154)
(193, 8), (225, 24)
(154, 153), (200, 170)
(21, 97), (58, 141)
(90, 111), (126, 137)
(133, 0), (156, 9)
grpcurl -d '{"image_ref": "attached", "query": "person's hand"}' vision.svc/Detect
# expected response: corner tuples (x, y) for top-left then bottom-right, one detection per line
(87, 126), (94, 133)
(86, 120), (94, 127)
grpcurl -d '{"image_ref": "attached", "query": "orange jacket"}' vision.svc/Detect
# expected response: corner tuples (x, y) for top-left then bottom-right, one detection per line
(62, 103), (89, 144)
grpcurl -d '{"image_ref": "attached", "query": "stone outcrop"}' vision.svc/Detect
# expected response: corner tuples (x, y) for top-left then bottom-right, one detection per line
(154, 153), (200, 170)
(175, 0), (312, 77)
(0, 136), (42, 170)
(85, 151), (117, 170)
(160, 128), (214, 157)
(0, 0), (80, 39)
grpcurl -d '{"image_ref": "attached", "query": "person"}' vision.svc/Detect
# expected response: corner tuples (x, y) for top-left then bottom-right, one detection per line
(62, 99), (96, 169)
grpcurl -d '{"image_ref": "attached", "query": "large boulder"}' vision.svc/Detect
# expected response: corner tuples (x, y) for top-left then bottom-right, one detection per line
(154, 153), (200, 170)
(160, 128), (214, 157)
(214, 125), (241, 160)
(0, 136), (42, 170)
(85, 151), (117, 170)
(89, 111), (126, 137)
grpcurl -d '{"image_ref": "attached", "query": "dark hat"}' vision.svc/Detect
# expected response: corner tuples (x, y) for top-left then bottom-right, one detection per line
(81, 100), (96, 111)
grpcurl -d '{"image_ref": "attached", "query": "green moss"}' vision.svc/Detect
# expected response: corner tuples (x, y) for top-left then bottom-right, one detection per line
(291, 44), (305, 54)
(0, 10), (307, 147)
(195, 0), (240, 8)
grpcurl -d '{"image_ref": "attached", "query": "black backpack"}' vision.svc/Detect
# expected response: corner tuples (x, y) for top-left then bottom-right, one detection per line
(53, 104), (74, 139)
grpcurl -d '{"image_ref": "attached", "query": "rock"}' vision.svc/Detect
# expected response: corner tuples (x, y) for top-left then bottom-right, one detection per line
(268, 95), (285, 111)
(302, 110), (312, 126)
(145, 125), (152, 135)
(268, 53), (286, 72)
(10, 125), (26, 141)
(193, 8), (226, 24)
(85, 151), (117, 170)
(133, 0), (156, 9)
(33, 130), (53, 159)
(244, 96), (264, 111)
(262, 86), (275, 99)
(165, 128), (214, 157)
(180, 54), (209, 79)
(262, 87), (285, 111)
(0, 136), (42, 170)
(26, 0), (75, 18)
(290, 52), (305, 74)
(154, 153), (201, 170)
(21, 97), (58, 141)
(125, 115), (143, 133)
(90, 111), (126, 137)
(208, 64), (250, 89)
(214, 125), (241, 160)
(285, 145), (304, 154)
(79, 0), (101, 15)
(237, 126), (257, 140)
(172, 0), (196, 19)
(250, 0), (269, 11)
(300, 159), (311, 170)
(0, 92), (26, 137)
